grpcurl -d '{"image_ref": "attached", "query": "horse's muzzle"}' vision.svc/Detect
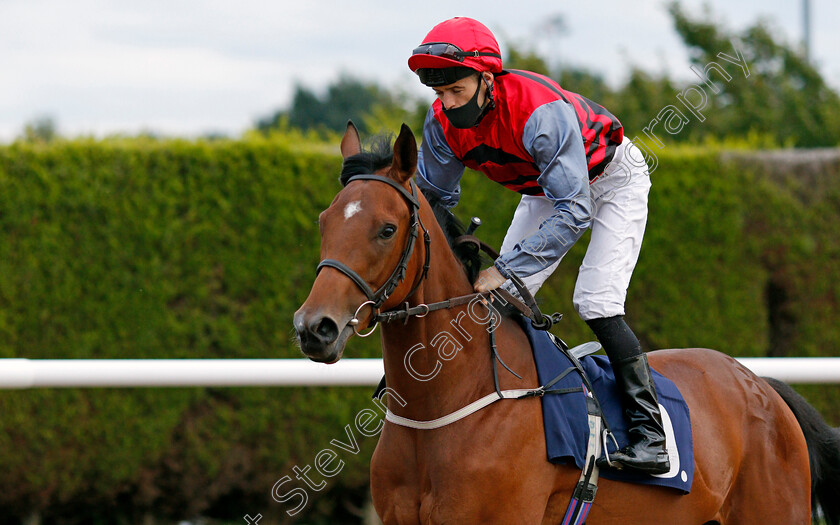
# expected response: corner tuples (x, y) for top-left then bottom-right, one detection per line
(293, 310), (349, 363)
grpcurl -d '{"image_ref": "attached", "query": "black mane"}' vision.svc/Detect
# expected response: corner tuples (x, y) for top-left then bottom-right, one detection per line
(339, 134), (394, 186)
(421, 191), (485, 284)
(338, 132), (485, 283)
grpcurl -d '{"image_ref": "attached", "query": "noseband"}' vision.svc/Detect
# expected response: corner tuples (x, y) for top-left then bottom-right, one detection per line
(316, 175), (431, 336)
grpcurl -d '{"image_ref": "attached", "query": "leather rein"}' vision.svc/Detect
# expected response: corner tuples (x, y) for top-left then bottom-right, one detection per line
(315, 173), (609, 524)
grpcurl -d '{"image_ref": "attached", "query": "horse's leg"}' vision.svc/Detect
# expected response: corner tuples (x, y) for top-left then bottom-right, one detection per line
(372, 407), (563, 525)
(650, 349), (811, 525)
(539, 469), (585, 524)
(767, 376), (840, 524)
(716, 370), (811, 524)
(535, 349), (732, 524)
(371, 425), (423, 525)
(420, 406), (564, 524)
(545, 348), (795, 524)
(572, 480), (713, 525)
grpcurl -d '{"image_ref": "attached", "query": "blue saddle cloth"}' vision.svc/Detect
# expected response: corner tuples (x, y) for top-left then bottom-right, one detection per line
(520, 319), (694, 493)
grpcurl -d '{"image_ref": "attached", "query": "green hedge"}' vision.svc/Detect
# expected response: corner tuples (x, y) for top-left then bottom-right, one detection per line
(0, 137), (838, 523)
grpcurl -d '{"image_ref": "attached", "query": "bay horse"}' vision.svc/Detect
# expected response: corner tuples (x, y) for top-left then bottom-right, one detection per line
(294, 123), (840, 524)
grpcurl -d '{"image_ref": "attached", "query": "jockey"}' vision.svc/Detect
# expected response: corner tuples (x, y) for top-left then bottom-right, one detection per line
(408, 17), (669, 475)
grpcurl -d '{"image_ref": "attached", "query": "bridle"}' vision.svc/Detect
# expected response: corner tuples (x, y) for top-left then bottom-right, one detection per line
(315, 174), (431, 336)
(313, 173), (606, 524)
(316, 173), (561, 338)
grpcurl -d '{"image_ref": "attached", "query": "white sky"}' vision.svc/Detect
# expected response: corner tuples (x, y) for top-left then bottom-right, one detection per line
(1, 0), (837, 141)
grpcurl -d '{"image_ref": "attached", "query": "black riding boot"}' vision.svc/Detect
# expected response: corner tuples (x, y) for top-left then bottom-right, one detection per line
(586, 316), (670, 475)
(597, 353), (670, 474)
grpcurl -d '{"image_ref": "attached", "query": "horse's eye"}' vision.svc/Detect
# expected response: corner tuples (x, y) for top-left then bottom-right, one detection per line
(379, 224), (397, 239)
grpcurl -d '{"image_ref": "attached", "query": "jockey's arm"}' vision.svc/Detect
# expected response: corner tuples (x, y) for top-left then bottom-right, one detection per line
(416, 107), (465, 208)
(493, 100), (593, 283)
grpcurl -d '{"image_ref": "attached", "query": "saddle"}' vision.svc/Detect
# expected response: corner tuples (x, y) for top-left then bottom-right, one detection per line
(520, 318), (694, 494)
(370, 224), (693, 525)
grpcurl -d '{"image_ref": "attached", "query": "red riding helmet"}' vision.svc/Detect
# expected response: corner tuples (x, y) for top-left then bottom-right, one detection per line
(408, 17), (503, 85)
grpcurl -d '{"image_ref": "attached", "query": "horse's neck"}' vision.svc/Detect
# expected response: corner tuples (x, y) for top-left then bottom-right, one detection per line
(379, 207), (536, 420)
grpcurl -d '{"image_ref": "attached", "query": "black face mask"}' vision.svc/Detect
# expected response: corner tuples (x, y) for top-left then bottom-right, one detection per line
(442, 78), (490, 129)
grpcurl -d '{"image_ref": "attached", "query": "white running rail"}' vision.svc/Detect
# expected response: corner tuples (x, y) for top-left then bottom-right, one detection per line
(1, 357), (840, 389)
(0, 358), (384, 389)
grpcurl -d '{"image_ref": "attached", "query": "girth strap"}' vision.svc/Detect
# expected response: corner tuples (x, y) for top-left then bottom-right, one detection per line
(562, 388), (605, 525)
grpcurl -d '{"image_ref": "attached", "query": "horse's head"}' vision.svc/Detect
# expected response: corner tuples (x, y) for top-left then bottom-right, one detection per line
(294, 122), (424, 363)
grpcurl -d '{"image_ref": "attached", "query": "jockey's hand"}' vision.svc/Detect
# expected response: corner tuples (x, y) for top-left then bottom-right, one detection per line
(474, 266), (506, 293)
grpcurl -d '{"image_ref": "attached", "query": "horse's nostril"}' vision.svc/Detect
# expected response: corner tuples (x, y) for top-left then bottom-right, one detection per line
(312, 316), (339, 344)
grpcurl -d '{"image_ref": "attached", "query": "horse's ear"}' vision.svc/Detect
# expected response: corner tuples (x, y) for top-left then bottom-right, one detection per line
(391, 123), (417, 183)
(340, 121), (362, 159)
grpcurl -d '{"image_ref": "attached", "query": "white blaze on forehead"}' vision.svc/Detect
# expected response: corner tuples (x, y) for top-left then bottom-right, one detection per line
(344, 200), (363, 220)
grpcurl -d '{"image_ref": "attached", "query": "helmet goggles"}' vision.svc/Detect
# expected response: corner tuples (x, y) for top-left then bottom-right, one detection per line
(411, 42), (501, 63)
